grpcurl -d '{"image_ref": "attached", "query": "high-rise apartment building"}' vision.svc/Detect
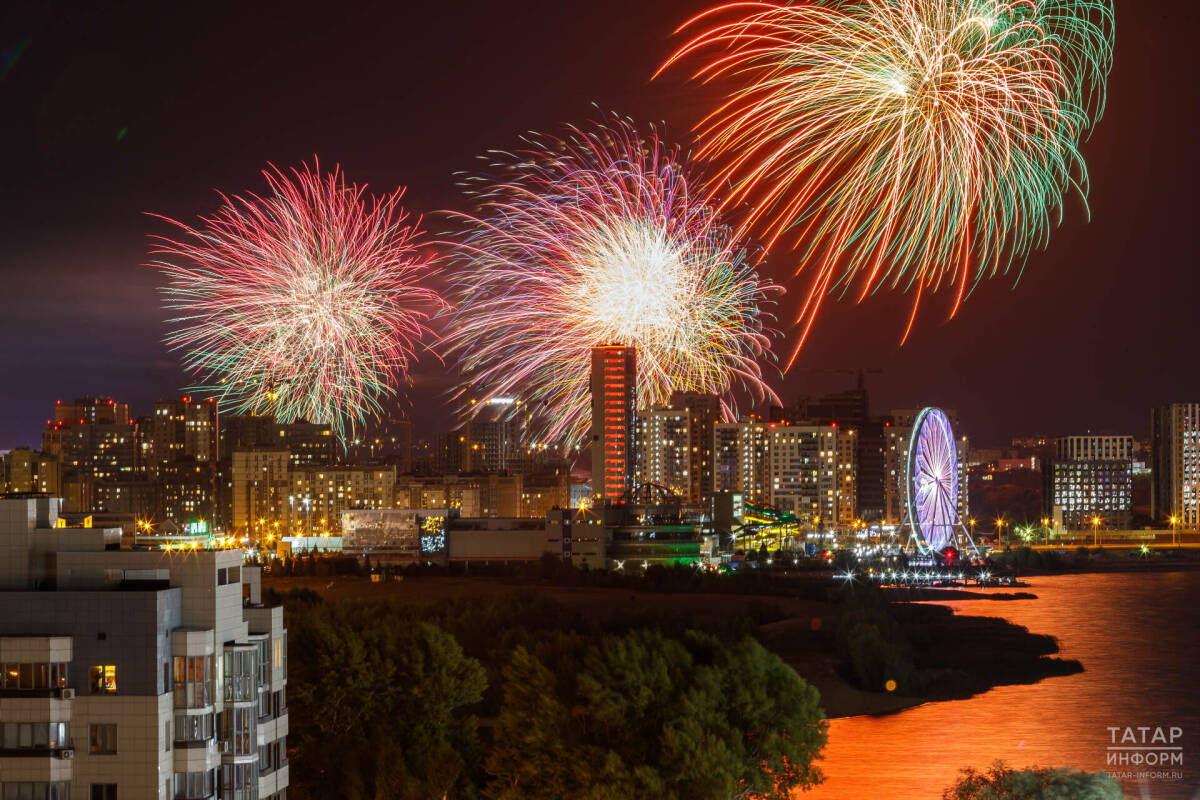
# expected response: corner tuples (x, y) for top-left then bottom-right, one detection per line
(768, 425), (839, 526)
(835, 428), (858, 526)
(712, 417), (770, 504)
(288, 465), (397, 534)
(457, 397), (524, 473)
(0, 494), (289, 800)
(230, 449), (291, 540)
(1043, 435), (1133, 530)
(773, 384), (887, 521)
(274, 423), (333, 468)
(152, 397), (219, 476)
(855, 418), (890, 521)
(668, 392), (721, 503)
(221, 415), (332, 468)
(1152, 403), (1200, 529)
(42, 398), (141, 512)
(348, 413), (413, 471)
(590, 346), (636, 503)
(52, 397), (131, 427)
(636, 406), (691, 499)
(93, 479), (157, 519)
(160, 458), (217, 526)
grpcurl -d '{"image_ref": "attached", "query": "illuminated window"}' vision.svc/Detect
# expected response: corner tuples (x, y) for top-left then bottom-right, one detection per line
(90, 665), (117, 694)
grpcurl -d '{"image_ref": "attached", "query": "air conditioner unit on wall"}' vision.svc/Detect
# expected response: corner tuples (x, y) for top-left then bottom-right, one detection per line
(58, 687), (76, 700)
(55, 749), (75, 760)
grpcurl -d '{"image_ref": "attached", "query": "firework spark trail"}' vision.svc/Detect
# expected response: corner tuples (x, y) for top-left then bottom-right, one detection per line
(442, 115), (781, 449)
(149, 162), (442, 442)
(661, 0), (1113, 364)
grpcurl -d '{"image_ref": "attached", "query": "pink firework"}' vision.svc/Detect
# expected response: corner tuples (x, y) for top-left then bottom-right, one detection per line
(148, 161), (442, 441)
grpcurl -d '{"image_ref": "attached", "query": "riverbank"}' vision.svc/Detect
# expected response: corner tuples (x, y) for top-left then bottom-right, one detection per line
(806, 571), (1200, 800)
(263, 573), (1077, 719)
(989, 546), (1200, 577)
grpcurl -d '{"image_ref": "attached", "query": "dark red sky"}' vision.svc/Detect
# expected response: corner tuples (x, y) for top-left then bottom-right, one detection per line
(0, 0), (1194, 449)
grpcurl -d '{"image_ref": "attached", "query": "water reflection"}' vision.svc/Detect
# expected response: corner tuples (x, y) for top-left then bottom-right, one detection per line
(804, 572), (1200, 799)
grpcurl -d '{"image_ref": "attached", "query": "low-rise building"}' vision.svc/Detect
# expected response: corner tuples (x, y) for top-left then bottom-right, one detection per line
(339, 507), (605, 568)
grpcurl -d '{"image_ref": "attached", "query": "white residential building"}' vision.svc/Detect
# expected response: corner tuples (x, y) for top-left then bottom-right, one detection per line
(768, 425), (838, 526)
(0, 495), (288, 800)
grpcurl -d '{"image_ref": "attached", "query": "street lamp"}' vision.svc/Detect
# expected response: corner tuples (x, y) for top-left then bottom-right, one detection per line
(1170, 515), (1178, 547)
(1092, 515), (1101, 547)
(995, 518), (1006, 547)
(1041, 517), (1050, 545)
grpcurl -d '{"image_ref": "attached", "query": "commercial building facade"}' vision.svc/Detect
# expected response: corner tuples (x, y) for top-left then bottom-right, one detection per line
(1043, 435), (1134, 530)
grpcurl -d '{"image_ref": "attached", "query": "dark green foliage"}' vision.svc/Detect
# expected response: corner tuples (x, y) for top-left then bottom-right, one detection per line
(486, 629), (827, 800)
(279, 589), (828, 799)
(943, 761), (1131, 799)
(834, 580), (915, 692)
(286, 602), (486, 800)
(989, 547), (1074, 572)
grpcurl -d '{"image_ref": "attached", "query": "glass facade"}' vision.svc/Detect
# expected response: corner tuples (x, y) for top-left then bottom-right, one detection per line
(1, 784), (70, 800)
(219, 763), (258, 800)
(173, 770), (216, 800)
(0, 663), (68, 690)
(174, 655), (215, 708)
(222, 648), (257, 704)
(219, 707), (256, 757)
(173, 712), (214, 746)
(0, 723), (70, 750)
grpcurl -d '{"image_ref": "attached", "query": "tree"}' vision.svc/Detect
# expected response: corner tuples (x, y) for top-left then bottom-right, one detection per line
(287, 603), (486, 799)
(486, 629), (826, 800)
(944, 761), (1131, 799)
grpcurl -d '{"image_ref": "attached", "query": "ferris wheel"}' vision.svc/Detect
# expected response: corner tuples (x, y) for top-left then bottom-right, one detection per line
(905, 407), (978, 556)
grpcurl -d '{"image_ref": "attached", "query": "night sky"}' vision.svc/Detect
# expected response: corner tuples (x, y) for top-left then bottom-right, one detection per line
(1, 0), (1195, 449)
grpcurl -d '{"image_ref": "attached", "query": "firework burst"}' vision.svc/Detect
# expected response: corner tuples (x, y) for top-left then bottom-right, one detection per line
(662, 0), (1114, 363)
(149, 162), (441, 441)
(442, 115), (780, 449)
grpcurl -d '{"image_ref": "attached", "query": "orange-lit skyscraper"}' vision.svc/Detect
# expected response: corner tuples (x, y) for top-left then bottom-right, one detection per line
(590, 346), (636, 503)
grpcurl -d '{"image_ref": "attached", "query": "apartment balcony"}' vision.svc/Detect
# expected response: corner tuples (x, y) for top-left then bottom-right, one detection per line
(259, 763), (289, 799)
(0, 753), (74, 782)
(172, 738), (218, 774)
(0, 695), (73, 725)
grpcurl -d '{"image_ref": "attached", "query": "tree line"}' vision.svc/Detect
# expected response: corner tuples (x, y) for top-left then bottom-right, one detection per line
(278, 589), (827, 800)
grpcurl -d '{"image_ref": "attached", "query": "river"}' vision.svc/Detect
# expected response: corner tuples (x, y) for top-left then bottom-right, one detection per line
(805, 571), (1200, 799)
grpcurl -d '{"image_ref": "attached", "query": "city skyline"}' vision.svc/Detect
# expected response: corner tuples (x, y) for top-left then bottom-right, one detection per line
(0, 0), (1195, 450)
(1, 3), (1197, 798)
